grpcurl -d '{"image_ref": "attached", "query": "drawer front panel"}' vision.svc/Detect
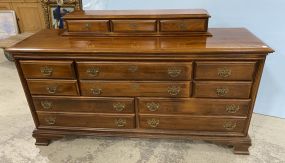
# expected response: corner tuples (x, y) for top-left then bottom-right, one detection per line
(67, 20), (109, 32)
(112, 20), (157, 32)
(195, 62), (256, 80)
(80, 81), (190, 97)
(27, 80), (79, 96)
(193, 81), (252, 99)
(38, 113), (135, 129)
(140, 115), (246, 132)
(160, 19), (207, 32)
(20, 60), (75, 79)
(138, 98), (250, 116)
(33, 96), (134, 113)
(77, 62), (192, 80)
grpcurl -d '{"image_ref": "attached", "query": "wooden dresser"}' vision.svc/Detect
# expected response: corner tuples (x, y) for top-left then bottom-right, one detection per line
(6, 9), (274, 155)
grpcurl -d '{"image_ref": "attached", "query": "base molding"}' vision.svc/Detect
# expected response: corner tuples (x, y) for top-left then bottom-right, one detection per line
(32, 129), (251, 154)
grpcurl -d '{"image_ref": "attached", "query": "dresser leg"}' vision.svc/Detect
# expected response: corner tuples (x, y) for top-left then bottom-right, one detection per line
(233, 143), (250, 155)
(35, 137), (51, 146)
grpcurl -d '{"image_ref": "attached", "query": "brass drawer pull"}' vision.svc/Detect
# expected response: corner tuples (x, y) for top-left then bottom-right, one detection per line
(113, 103), (125, 112)
(223, 121), (237, 130)
(168, 67), (182, 78)
(216, 88), (229, 97)
(178, 22), (188, 30)
(40, 66), (53, 76)
(146, 102), (160, 112)
(91, 88), (102, 96)
(86, 67), (99, 77)
(147, 118), (159, 128)
(41, 101), (52, 110)
(218, 67), (232, 78)
(168, 86), (181, 96)
(129, 23), (138, 30)
(46, 86), (57, 94)
(115, 118), (127, 127)
(85, 23), (91, 30)
(225, 104), (240, 113)
(128, 65), (138, 72)
(45, 117), (56, 125)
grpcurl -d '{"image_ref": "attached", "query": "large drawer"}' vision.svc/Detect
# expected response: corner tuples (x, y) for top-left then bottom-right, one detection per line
(160, 19), (207, 32)
(80, 81), (191, 97)
(20, 60), (75, 79)
(27, 80), (79, 96)
(33, 96), (134, 113)
(140, 115), (246, 133)
(138, 98), (250, 116)
(38, 112), (135, 129)
(193, 81), (252, 99)
(77, 62), (192, 80)
(112, 20), (157, 32)
(195, 61), (256, 80)
(67, 20), (110, 32)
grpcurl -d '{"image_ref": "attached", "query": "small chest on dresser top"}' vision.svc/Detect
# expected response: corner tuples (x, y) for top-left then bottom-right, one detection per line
(6, 9), (274, 155)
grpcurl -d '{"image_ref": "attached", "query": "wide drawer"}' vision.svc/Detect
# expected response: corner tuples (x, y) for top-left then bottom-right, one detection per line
(33, 96), (134, 113)
(80, 81), (191, 97)
(193, 81), (252, 99)
(195, 61), (256, 80)
(38, 112), (135, 129)
(160, 19), (207, 32)
(20, 60), (75, 79)
(67, 20), (109, 32)
(140, 115), (246, 132)
(138, 98), (250, 116)
(27, 80), (79, 96)
(77, 62), (192, 80)
(112, 20), (157, 32)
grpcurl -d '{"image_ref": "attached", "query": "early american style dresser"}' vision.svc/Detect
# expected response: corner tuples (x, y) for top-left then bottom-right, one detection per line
(6, 9), (274, 154)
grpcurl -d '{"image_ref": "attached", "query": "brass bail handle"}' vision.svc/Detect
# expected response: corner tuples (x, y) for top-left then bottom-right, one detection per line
(46, 86), (57, 94)
(40, 66), (53, 76)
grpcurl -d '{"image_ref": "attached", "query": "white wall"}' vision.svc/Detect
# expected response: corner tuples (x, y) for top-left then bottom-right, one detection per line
(83, 0), (285, 118)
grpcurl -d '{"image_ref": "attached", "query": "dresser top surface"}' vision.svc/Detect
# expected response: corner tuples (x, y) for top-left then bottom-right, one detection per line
(7, 28), (273, 54)
(63, 9), (210, 19)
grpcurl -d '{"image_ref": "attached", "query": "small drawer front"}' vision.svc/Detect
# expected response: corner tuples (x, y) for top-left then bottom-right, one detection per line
(195, 62), (256, 80)
(77, 62), (192, 80)
(27, 80), (79, 96)
(138, 98), (250, 116)
(112, 20), (157, 32)
(140, 115), (246, 133)
(80, 81), (190, 97)
(193, 81), (252, 99)
(20, 60), (75, 79)
(67, 20), (109, 32)
(160, 19), (207, 32)
(33, 96), (134, 113)
(38, 113), (135, 129)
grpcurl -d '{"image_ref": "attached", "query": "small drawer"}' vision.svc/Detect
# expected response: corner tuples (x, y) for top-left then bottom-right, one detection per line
(195, 61), (256, 80)
(20, 60), (75, 79)
(160, 19), (207, 32)
(77, 62), (192, 80)
(193, 81), (252, 99)
(33, 96), (134, 113)
(140, 115), (246, 133)
(67, 20), (109, 32)
(27, 80), (79, 96)
(38, 112), (135, 129)
(80, 81), (190, 97)
(138, 98), (250, 116)
(112, 20), (157, 32)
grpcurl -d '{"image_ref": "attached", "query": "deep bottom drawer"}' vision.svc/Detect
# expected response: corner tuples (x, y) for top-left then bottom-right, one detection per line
(140, 115), (246, 132)
(38, 112), (135, 129)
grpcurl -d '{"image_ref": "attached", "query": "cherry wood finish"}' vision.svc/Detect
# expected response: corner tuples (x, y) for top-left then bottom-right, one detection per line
(6, 9), (274, 155)
(80, 81), (191, 97)
(66, 20), (110, 32)
(77, 62), (192, 80)
(20, 60), (75, 79)
(27, 80), (79, 96)
(138, 98), (250, 116)
(38, 112), (135, 129)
